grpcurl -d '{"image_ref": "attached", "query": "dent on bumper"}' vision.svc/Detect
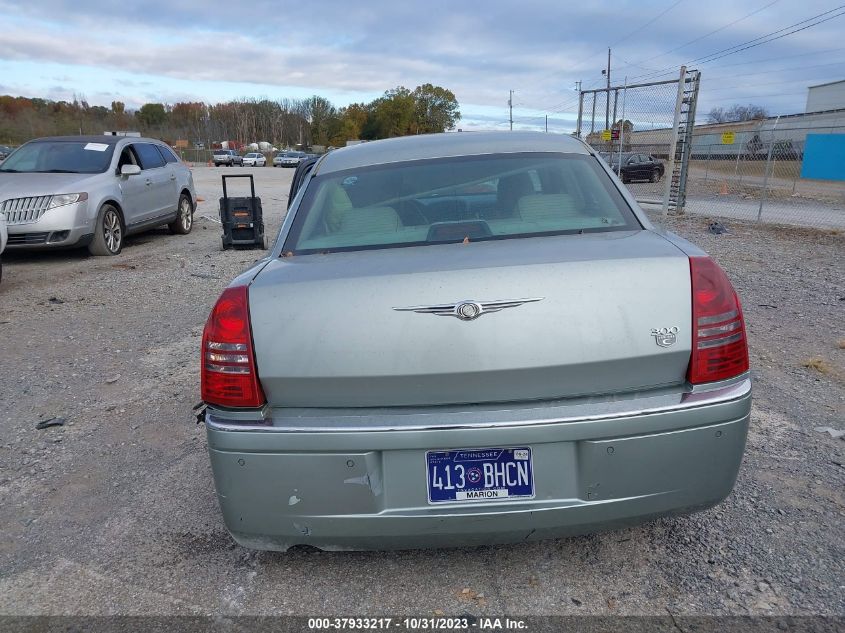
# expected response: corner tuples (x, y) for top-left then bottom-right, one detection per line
(205, 378), (751, 550)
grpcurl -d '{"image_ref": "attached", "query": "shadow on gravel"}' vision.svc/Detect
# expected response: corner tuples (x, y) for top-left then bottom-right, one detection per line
(2, 227), (178, 265)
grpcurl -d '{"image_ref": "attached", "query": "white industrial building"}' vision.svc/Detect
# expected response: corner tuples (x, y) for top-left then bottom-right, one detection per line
(805, 80), (845, 113)
(625, 80), (845, 158)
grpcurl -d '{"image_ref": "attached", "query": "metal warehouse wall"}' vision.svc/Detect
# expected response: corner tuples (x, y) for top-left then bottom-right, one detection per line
(627, 108), (845, 158)
(806, 81), (845, 113)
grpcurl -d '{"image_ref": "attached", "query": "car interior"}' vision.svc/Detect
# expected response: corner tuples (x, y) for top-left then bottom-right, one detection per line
(288, 154), (637, 253)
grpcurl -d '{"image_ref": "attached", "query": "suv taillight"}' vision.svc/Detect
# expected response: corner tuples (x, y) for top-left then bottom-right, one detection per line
(687, 257), (749, 384)
(201, 285), (266, 408)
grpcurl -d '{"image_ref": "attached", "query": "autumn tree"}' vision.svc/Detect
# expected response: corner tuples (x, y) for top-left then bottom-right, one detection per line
(136, 103), (167, 127)
(330, 103), (369, 146)
(308, 96), (337, 146)
(366, 87), (415, 138)
(412, 83), (460, 133)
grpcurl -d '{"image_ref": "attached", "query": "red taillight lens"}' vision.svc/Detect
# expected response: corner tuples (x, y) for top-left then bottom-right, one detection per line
(201, 285), (266, 408)
(687, 257), (749, 384)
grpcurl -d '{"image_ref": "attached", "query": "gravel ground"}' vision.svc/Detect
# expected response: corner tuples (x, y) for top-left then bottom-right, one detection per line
(0, 165), (843, 617)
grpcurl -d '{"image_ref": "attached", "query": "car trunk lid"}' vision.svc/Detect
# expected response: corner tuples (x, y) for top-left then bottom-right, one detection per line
(249, 230), (692, 407)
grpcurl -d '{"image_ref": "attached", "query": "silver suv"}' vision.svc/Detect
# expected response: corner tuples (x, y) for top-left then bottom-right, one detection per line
(213, 149), (243, 167)
(0, 136), (196, 256)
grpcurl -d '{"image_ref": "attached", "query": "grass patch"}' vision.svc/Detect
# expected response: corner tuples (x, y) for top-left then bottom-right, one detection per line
(802, 357), (832, 373)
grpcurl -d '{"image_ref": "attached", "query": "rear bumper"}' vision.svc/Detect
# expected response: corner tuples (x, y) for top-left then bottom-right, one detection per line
(205, 378), (751, 551)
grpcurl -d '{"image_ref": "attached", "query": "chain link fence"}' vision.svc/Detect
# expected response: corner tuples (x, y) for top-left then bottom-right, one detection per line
(682, 119), (845, 230)
(578, 71), (699, 212)
(579, 75), (845, 231)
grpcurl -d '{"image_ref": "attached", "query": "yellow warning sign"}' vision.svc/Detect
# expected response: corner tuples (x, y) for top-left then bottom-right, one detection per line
(721, 131), (736, 145)
(601, 130), (612, 141)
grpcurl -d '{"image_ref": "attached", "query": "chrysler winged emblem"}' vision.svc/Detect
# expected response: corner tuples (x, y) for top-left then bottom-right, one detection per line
(393, 298), (543, 321)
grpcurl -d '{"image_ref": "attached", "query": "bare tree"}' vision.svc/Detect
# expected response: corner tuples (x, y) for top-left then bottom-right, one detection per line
(707, 103), (769, 124)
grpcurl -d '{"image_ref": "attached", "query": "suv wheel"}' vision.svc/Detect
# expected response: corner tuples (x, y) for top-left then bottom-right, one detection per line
(168, 194), (194, 235)
(88, 204), (123, 256)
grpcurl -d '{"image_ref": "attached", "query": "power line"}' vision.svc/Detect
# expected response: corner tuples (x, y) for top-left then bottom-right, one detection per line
(528, 0), (780, 110)
(702, 59), (845, 83)
(700, 46), (845, 69)
(624, 0), (781, 68)
(689, 7), (845, 65)
(528, 6), (845, 119)
(624, 5), (845, 83)
(609, 0), (686, 47)
(516, 0), (689, 111)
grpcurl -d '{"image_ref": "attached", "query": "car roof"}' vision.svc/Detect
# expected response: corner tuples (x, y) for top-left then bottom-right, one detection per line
(27, 135), (164, 146)
(316, 131), (590, 175)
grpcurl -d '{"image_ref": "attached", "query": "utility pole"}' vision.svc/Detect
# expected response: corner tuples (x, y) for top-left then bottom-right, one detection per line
(545, 115), (548, 133)
(605, 48), (611, 132)
(508, 90), (514, 131)
(575, 81), (584, 138)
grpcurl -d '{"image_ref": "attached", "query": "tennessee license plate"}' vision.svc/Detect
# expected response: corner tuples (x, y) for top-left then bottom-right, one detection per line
(426, 447), (534, 503)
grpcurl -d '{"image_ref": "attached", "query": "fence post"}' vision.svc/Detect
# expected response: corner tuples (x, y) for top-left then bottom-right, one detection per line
(704, 145), (711, 184)
(734, 133), (743, 187)
(661, 65), (687, 216)
(756, 115), (781, 223)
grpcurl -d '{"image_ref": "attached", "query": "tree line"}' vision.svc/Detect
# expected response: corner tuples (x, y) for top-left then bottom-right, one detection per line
(707, 103), (769, 124)
(0, 84), (461, 148)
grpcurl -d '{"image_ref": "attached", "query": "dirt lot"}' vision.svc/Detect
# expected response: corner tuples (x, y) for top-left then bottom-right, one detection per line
(1, 165), (843, 617)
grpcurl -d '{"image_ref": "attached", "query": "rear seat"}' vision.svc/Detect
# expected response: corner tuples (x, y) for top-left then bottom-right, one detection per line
(340, 206), (402, 234)
(516, 193), (581, 222)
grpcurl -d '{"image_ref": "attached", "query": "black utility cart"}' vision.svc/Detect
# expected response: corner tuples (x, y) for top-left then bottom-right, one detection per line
(219, 174), (265, 249)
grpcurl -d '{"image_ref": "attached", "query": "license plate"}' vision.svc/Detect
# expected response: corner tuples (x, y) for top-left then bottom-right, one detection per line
(426, 447), (534, 504)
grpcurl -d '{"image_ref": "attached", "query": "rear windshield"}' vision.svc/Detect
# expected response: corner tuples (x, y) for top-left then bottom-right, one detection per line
(284, 152), (640, 255)
(0, 141), (116, 174)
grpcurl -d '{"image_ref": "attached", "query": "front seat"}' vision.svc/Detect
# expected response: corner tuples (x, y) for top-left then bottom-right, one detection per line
(493, 173), (534, 218)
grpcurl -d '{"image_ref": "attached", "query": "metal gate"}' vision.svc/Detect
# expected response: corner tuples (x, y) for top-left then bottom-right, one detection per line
(576, 67), (700, 213)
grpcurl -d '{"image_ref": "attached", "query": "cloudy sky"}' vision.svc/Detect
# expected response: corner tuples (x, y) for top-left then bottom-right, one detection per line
(0, 0), (843, 132)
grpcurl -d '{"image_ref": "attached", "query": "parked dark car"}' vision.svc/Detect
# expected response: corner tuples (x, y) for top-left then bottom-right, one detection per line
(0, 145), (12, 162)
(603, 152), (664, 183)
(213, 149), (243, 167)
(287, 155), (319, 208)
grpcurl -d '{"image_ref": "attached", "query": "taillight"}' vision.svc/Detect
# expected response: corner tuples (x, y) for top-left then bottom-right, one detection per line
(201, 285), (266, 408)
(687, 257), (749, 384)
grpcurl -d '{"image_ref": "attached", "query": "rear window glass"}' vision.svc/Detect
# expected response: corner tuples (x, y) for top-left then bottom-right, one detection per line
(284, 153), (640, 255)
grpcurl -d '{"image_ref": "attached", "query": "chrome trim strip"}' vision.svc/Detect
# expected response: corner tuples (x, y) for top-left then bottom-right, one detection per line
(207, 342), (247, 352)
(206, 352), (249, 364)
(698, 309), (738, 326)
(206, 363), (250, 374)
(206, 376), (751, 434)
(698, 320), (741, 338)
(393, 298), (544, 320)
(697, 332), (743, 349)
